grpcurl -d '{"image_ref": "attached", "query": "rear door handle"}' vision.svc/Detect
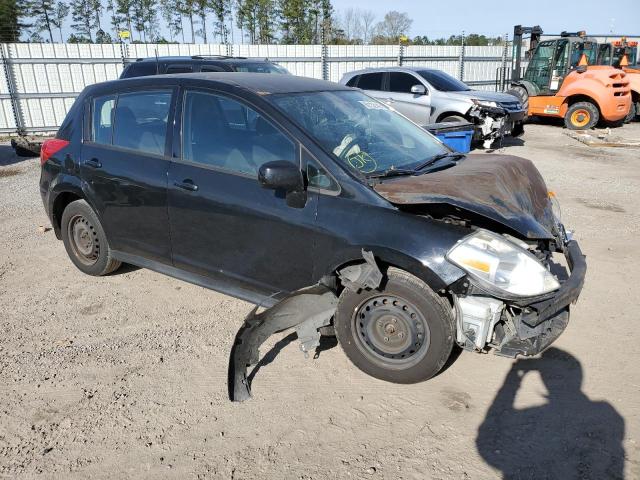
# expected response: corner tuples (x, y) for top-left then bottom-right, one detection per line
(174, 179), (199, 192)
(85, 158), (102, 169)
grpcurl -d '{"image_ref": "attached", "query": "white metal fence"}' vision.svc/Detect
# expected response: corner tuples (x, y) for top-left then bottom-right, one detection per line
(0, 42), (513, 135)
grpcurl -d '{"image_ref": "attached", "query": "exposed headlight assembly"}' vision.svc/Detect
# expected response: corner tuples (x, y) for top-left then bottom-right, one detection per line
(471, 99), (499, 108)
(447, 230), (560, 297)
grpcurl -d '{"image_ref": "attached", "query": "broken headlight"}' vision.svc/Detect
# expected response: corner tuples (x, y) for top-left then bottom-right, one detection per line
(447, 230), (560, 297)
(471, 99), (499, 108)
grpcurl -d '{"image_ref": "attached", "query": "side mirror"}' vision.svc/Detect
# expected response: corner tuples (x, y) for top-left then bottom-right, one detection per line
(258, 160), (304, 192)
(411, 84), (427, 95)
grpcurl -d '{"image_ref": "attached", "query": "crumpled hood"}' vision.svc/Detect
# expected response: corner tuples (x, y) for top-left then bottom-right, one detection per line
(373, 154), (557, 239)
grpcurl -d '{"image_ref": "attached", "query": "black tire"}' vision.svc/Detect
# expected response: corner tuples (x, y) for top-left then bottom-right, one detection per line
(624, 102), (637, 123)
(440, 115), (467, 123)
(564, 101), (599, 130)
(334, 267), (455, 384)
(61, 199), (121, 276)
(507, 85), (529, 122)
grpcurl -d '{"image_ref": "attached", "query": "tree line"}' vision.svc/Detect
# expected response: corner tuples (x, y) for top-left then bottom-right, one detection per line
(0, 0), (504, 46)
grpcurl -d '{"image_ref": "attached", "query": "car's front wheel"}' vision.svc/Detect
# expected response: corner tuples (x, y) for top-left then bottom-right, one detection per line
(61, 199), (121, 276)
(334, 267), (455, 383)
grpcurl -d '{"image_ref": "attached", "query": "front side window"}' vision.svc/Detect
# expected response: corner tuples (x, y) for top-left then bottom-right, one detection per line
(182, 90), (296, 176)
(417, 70), (470, 92)
(389, 72), (423, 93)
(92, 95), (115, 145)
(270, 90), (448, 177)
(112, 91), (172, 155)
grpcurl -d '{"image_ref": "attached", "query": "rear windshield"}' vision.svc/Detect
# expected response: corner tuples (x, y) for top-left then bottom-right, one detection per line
(231, 63), (290, 74)
(417, 70), (471, 92)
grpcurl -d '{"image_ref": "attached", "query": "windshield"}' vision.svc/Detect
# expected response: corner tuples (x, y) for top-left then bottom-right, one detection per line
(269, 90), (448, 176)
(232, 63), (290, 74)
(417, 70), (471, 92)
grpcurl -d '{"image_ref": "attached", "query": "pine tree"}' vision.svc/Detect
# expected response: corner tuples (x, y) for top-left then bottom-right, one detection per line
(29, 0), (56, 43)
(0, 0), (31, 42)
(160, 0), (183, 41)
(70, 0), (97, 41)
(211, 0), (229, 42)
(193, 0), (209, 43)
(51, 1), (69, 42)
(107, 0), (134, 40)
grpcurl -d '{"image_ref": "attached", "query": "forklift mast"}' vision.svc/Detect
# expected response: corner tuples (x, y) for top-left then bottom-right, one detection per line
(512, 25), (543, 82)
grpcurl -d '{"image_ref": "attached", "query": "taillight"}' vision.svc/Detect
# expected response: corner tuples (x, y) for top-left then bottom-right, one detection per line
(40, 138), (69, 166)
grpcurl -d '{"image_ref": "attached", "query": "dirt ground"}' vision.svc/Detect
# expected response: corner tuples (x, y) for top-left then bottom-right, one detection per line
(1, 123), (639, 479)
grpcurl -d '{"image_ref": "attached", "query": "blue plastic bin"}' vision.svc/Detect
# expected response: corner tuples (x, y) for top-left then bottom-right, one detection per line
(423, 122), (475, 153)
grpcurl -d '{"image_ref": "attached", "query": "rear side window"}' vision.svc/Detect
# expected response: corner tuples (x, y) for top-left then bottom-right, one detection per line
(389, 72), (421, 93)
(345, 75), (360, 87)
(357, 73), (384, 91)
(201, 65), (225, 72)
(121, 62), (158, 78)
(182, 90), (296, 176)
(165, 64), (193, 74)
(90, 91), (172, 156)
(92, 95), (115, 145)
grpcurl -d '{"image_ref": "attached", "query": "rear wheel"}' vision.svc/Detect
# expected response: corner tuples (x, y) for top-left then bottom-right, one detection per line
(61, 200), (121, 276)
(334, 267), (455, 384)
(565, 102), (599, 130)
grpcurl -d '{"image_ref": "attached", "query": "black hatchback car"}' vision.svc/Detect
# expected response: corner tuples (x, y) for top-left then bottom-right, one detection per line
(40, 73), (586, 385)
(120, 56), (290, 78)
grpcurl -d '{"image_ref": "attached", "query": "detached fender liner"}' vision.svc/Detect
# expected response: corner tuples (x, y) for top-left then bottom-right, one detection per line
(228, 285), (338, 402)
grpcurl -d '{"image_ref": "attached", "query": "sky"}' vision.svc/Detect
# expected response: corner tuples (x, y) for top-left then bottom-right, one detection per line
(48, 0), (640, 43)
(335, 0), (640, 38)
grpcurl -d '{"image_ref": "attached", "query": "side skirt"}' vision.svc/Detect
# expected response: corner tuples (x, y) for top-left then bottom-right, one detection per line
(111, 250), (283, 308)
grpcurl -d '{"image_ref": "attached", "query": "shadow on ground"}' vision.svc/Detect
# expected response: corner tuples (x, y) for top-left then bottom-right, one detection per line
(477, 347), (625, 479)
(0, 145), (36, 167)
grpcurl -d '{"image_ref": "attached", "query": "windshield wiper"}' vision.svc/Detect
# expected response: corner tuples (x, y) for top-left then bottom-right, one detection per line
(413, 152), (465, 172)
(366, 167), (416, 179)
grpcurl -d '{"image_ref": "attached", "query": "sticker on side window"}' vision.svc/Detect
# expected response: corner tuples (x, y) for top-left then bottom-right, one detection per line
(358, 100), (387, 110)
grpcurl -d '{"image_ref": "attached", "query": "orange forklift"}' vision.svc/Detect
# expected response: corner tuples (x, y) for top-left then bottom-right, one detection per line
(597, 38), (639, 121)
(508, 26), (631, 130)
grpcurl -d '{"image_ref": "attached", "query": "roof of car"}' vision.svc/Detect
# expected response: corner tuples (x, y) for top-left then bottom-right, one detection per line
(105, 72), (351, 95)
(134, 56), (276, 64)
(343, 66), (439, 76)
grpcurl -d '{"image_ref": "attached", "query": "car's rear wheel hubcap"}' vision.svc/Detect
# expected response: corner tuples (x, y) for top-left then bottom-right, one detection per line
(353, 295), (430, 367)
(68, 215), (99, 266)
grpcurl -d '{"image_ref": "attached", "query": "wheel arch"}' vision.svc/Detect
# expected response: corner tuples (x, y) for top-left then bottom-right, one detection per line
(325, 246), (455, 295)
(51, 188), (85, 239)
(435, 111), (468, 123)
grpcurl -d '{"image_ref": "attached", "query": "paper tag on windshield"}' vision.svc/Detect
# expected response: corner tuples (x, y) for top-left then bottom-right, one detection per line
(359, 100), (387, 110)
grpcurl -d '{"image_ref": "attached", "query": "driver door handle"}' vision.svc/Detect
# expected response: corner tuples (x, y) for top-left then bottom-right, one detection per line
(85, 158), (102, 169)
(174, 179), (199, 192)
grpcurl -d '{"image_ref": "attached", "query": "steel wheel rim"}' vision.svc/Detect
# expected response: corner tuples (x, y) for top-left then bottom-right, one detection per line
(67, 214), (100, 266)
(571, 109), (590, 127)
(352, 295), (431, 369)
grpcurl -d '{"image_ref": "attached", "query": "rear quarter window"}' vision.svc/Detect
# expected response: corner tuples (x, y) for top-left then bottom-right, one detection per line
(345, 75), (360, 87)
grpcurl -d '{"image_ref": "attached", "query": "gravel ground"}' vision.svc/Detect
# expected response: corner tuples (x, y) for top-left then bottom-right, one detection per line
(1, 123), (639, 479)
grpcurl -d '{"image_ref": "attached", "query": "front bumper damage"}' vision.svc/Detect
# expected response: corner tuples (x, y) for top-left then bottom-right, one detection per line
(453, 240), (586, 358)
(468, 104), (527, 148)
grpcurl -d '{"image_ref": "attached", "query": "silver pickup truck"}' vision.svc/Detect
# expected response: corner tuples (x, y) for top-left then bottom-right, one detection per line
(340, 67), (527, 148)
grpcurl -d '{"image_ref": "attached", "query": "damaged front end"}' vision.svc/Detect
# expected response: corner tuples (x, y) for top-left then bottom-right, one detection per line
(468, 102), (524, 149)
(448, 233), (586, 358)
